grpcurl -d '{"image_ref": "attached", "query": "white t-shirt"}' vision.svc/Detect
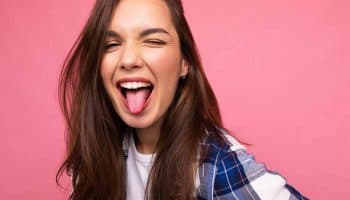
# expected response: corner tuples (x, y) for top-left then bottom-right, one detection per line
(126, 135), (155, 200)
(126, 135), (200, 200)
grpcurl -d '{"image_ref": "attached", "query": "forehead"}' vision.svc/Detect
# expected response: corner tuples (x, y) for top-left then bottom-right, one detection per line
(110, 0), (175, 33)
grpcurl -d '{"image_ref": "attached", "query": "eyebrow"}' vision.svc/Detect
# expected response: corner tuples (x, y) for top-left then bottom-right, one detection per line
(106, 28), (169, 38)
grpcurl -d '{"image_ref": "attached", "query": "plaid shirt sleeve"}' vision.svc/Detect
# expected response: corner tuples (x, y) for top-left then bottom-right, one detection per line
(196, 131), (309, 200)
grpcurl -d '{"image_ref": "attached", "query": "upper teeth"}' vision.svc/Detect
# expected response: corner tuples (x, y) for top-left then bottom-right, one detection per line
(120, 82), (152, 89)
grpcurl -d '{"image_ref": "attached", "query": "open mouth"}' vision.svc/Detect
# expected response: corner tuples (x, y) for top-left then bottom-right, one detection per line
(117, 81), (154, 114)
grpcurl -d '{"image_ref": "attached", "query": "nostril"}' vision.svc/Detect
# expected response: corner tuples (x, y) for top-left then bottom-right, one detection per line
(120, 64), (141, 69)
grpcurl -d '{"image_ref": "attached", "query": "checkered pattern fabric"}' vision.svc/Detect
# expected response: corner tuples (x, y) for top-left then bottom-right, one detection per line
(195, 130), (308, 200)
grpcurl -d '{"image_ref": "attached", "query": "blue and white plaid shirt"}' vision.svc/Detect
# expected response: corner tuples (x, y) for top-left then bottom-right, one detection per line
(194, 130), (308, 200)
(123, 129), (308, 200)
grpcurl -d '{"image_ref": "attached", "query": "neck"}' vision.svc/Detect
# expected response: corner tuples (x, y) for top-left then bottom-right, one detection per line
(134, 120), (162, 154)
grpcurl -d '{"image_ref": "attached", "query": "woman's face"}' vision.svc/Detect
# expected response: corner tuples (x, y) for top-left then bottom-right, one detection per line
(101, 0), (188, 129)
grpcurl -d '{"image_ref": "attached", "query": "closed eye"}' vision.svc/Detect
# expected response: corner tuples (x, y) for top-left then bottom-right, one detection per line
(145, 40), (167, 45)
(104, 42), (121, 51)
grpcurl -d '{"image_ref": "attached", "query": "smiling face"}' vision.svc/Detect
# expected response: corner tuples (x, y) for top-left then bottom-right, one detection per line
(100, 0), (188, 130)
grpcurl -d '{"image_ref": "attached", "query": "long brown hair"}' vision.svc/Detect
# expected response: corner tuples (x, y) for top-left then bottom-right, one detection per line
(56, 0), (225, 199)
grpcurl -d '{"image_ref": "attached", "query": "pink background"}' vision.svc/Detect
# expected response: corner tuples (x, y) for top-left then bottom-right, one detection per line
(1, 0), (349, 199)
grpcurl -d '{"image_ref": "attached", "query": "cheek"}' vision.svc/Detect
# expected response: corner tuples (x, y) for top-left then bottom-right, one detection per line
(143, 48), (182, 79)
(100, 54), (118, 85)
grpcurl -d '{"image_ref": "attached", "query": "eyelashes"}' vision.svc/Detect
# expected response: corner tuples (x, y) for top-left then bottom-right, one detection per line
(145, 40), (167, 45)
(104, 39), (167, 51)
(105, 43), (120, 49)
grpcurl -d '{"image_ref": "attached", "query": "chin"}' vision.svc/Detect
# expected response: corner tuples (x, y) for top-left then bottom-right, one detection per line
(125, 121), (152, 129)
(120, 114), (158, 129)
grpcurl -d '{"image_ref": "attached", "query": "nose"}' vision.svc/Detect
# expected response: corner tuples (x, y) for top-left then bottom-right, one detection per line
(119, 43), (142, 70)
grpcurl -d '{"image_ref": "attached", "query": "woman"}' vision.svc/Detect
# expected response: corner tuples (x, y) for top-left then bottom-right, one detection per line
(56, 0), (308, 199)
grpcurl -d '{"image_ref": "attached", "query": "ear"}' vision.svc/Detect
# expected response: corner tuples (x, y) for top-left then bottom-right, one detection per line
(180, 58), (189, 77)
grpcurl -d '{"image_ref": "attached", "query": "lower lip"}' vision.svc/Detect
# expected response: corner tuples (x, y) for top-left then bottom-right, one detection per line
(117, 87), (154, 115)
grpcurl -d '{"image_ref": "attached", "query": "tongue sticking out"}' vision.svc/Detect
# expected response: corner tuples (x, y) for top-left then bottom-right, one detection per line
(125, 88), (151, 114)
